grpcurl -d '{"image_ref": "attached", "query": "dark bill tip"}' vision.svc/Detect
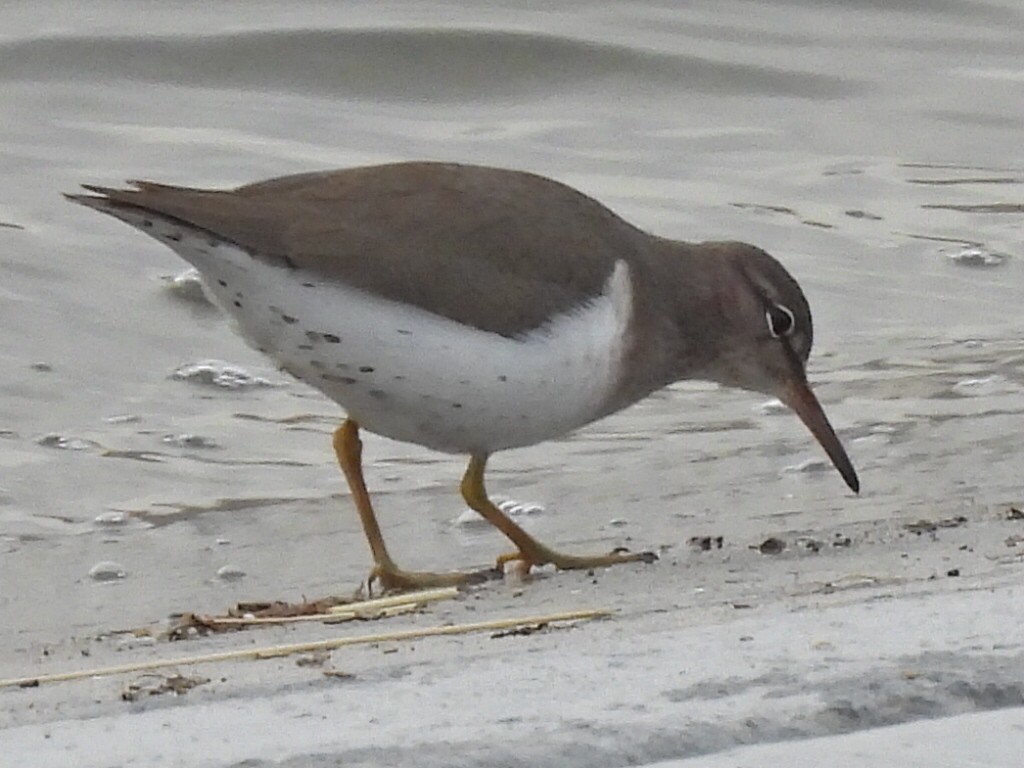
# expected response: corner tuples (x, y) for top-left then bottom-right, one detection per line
(780, 380), (860, 494)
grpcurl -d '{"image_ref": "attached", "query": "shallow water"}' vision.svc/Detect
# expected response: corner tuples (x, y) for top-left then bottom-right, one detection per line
(0, 1), (1022, 761)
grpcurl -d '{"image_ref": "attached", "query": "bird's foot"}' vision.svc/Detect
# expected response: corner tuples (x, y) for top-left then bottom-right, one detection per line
(365, 562), (496, 594)
(496, 543), (657, 573)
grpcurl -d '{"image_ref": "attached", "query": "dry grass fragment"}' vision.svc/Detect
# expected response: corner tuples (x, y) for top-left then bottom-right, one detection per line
(0, 608), (611, 689)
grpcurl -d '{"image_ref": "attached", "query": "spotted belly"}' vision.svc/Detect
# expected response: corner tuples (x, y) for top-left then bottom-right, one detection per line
(126, 211), (635, 454)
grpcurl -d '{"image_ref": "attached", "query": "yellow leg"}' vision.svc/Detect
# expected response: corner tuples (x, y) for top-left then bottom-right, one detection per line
(333, 420), (477, 591)
(460, 454), (656, 572)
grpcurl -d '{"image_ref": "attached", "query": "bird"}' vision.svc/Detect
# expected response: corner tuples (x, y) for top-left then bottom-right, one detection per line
(67, 161), (859, 591)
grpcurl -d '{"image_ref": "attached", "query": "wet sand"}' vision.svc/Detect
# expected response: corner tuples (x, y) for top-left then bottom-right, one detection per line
(4, 544), (1022, 766)
(1, 1), (1023, 765)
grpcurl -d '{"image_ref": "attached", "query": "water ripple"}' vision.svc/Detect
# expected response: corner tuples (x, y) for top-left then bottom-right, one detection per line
(0, 28), (861, 102)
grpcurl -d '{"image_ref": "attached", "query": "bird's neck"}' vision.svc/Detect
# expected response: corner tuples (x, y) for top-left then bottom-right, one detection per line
(620, 239), (732, 400)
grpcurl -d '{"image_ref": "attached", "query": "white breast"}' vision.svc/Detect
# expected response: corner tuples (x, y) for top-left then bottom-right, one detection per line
(162, 225), (634, 454)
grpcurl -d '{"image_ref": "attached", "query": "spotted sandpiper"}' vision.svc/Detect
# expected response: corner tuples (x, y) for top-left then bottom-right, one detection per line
(68, 162), (859, 589)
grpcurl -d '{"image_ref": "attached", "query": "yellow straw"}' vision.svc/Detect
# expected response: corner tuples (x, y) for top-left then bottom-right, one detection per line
(0, 608), (611, 689)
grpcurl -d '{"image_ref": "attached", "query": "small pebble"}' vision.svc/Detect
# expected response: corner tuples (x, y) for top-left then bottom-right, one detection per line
(782, 458), (831, 475)
(946, 247), (1005, 267)
(758, 537), (786, 555)
(497, 499), (545, 517)
(688, 535), (724, 551)
(104, 414), (141, 425)
(755, 398), (788, 416)
(89, 561), (127, 581)
(453, 498), (545, 526)
(503, 559), (531, 581)
(37, 434), (95, 451)
(162, 267), (212, 304)
(171, 360), (279, 390)
(94, 511), (127, 526)
(162, 433), (219, 449)
(796, 536), (824, 552)
(452, 508), (487, 527)
(216, 564), (246, 581)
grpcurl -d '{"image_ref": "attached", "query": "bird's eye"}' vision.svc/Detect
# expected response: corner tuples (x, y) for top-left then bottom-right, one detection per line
(765, 303), (795, 338)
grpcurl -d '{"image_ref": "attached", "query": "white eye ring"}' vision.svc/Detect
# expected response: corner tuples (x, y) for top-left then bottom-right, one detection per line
(765, 304), (795, 338)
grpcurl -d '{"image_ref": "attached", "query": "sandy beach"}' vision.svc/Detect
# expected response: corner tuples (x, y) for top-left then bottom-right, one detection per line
(4, 548), (1022, 766)
(1, 1), (1022, 765)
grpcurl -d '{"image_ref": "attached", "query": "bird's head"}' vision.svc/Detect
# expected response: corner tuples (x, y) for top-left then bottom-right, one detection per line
(693, 242), (859, 493)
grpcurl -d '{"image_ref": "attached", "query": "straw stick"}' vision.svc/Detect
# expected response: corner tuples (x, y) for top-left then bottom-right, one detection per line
(201, 586), (459, 627)
(0, 608), (611, 689)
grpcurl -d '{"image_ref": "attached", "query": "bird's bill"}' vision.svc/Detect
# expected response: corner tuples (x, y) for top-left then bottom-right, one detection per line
(780, 379), (860, 493)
